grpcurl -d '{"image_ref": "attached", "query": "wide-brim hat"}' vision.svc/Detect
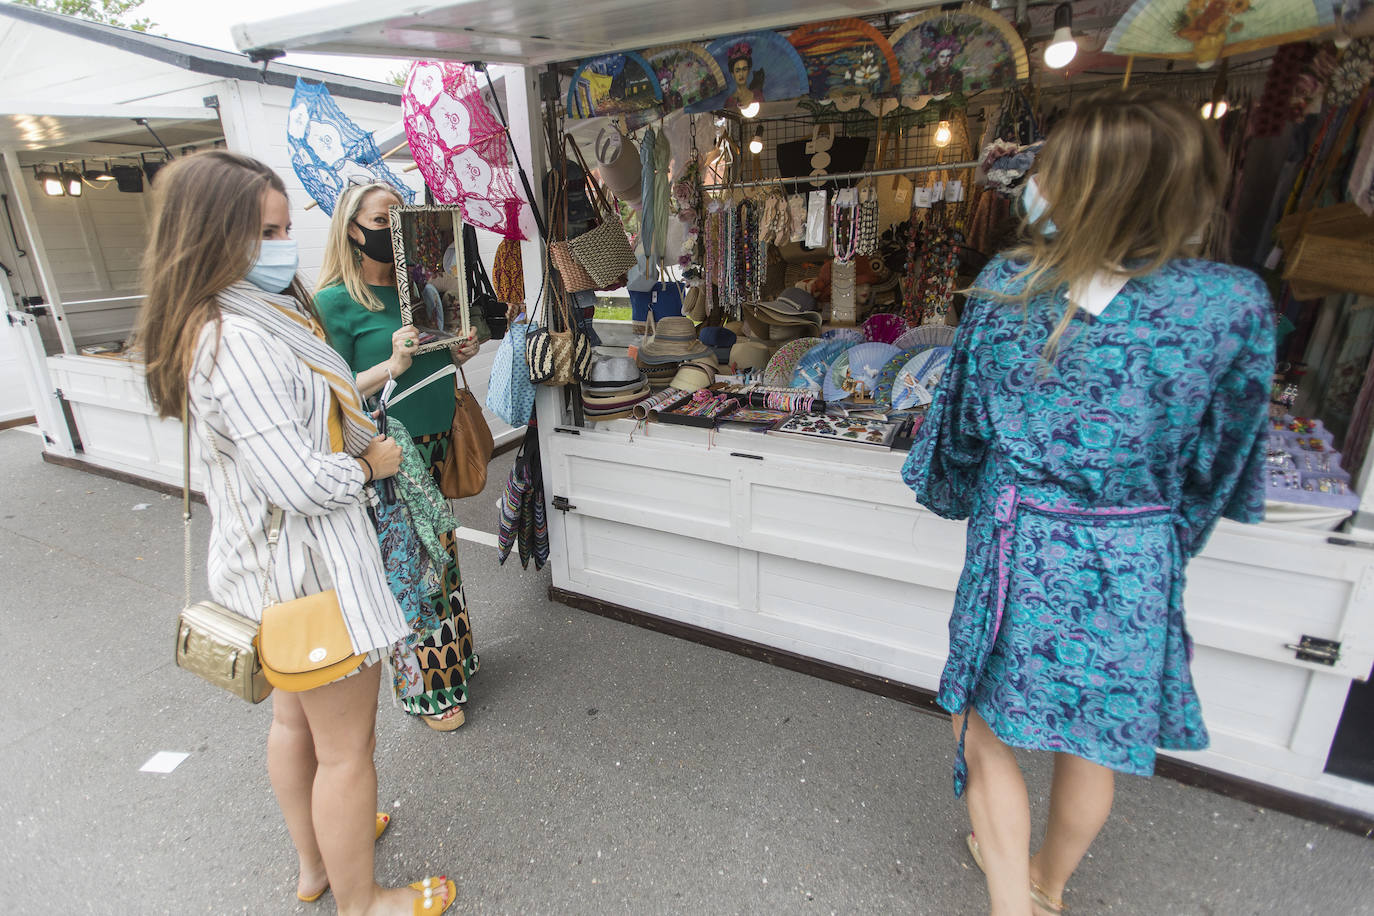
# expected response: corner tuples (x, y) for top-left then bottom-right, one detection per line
(668, 359), (716, 393)
(581, 373), (650, 397)
(585, 355), (646, 387)
(728, 340), (772, 372)
(768, 287), (818, 315)
(640, 315), (712, 362)
(743, 304), (822, 341)
(582, 386), (651, 410)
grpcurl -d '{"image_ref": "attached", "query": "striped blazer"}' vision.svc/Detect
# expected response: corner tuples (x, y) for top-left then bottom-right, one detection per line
(187, 286), (410, 655)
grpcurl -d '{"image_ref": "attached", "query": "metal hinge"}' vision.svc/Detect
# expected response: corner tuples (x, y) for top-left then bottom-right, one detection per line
(551, 496), (575, 512)
(53, 387), (64, 400)
(1285, 635), (1341, 666)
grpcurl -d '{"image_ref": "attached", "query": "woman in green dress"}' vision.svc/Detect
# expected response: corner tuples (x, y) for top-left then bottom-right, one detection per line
(316, 181), (480, 732)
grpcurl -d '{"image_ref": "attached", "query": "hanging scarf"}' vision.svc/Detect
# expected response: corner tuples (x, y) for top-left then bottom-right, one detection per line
(216, 282), (377, 455)
(640, 129), (658, 276)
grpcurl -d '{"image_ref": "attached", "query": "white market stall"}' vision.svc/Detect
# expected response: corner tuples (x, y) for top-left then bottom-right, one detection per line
(233, 1), (1374, 831)
(0, 5), (521, 490)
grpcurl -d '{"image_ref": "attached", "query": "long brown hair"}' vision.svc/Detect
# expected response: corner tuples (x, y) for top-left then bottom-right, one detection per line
(138, 150), (307, 419)
(317, 181), (403, 314)
(995, 89), (1228, 357)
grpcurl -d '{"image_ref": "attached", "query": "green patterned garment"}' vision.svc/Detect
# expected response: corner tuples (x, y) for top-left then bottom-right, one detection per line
(385, 415), (457, 577)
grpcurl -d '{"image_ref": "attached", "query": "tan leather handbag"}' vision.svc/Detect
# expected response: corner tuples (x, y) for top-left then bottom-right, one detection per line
(438, 365), (495, 499)
(255, 507), (365, 692)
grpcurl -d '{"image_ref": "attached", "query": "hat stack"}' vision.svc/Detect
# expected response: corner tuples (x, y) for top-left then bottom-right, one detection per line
(636, 316), (713, 388)
(742, 287), (823, 348)
(668, 358), (717, 393)
(581, 355), (651, 421)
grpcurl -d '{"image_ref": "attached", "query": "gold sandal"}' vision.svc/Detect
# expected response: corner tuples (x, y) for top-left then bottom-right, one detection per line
(966, 833), (1066, 914)
(424, 706), (466, 732)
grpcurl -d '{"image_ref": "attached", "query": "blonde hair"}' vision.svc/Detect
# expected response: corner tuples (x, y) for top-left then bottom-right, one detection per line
(317, 182), (404, 313)
(138, 150), (308, 419)
(993, 89), (1227, 358)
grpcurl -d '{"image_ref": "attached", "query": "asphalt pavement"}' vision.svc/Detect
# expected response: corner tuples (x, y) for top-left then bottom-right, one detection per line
(1, 425), (1372, 915)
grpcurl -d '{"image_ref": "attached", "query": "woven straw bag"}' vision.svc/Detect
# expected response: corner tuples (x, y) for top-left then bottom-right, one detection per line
(563, 136), (637, 288)
(548, 170), (599, 293)
(526, 263), (592, 387)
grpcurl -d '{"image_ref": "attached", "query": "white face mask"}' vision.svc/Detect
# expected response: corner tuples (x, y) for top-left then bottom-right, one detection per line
(1020, 176), (1057, 235)
(245, 239), (298, 293)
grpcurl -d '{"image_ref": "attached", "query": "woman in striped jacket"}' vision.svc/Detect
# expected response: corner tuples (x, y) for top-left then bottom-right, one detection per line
(138, 151), (455, 916)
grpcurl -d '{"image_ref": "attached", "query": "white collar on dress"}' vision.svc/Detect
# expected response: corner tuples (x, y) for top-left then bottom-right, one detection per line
(1067, 272), (1130, 317)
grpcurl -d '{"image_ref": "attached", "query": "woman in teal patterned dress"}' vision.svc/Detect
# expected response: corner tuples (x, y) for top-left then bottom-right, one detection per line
(902, 91), (1274, 915)
(316, 182), (481, 732)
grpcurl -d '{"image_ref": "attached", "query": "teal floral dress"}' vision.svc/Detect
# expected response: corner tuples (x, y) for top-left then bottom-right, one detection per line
(902, 257), (1275, 795)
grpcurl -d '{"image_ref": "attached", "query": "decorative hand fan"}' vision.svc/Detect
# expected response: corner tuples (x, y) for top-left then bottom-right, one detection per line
(893, 324), (956, 351)
(823, 342), (900, 402)
(891, 347), (952, 410)
(890, 5), (1029, 98)
(764, 337), (822, 386)
(567, 52), (664, 119)
(788, 18), (902, 98)
(687, 31), (810, 113)
(864, 312), (908, 344)
(873, 347), (922, 411)
(822, 327), (866, 344)
(643, 43), (728, 112)
(792, 339), (856, 392)
(1104, 0), (1334, 66)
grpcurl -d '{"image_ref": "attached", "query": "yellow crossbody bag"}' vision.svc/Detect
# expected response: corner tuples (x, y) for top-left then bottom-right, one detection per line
(254, 402), (365, 692)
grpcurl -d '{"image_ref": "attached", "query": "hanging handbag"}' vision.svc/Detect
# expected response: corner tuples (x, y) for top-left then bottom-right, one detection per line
(486, 315), (536, 427)
(548, 167), (601, 293)
(464, 224), (508, 341)
(438, 364), (495, 499)
(526, 262), (592, 386)
(174, 404), (271, 704)
(562, 136), (638, 288)
(492, 237), (525, 305)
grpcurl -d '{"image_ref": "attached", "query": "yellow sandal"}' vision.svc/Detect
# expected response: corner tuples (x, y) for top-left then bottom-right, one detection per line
(409, 876), (456, 913)
(296, 813), (393, 902)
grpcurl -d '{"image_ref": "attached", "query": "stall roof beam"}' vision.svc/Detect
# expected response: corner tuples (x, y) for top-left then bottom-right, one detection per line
(234, 0), (935, 67)
(0, 104), (219, 152)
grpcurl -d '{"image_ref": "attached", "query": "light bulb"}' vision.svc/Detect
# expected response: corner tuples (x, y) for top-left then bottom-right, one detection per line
(933, 120), (952, 148)
(1200, 101), (1214, 119)
(1044, 31), (1077, 69)
(1212, 99), (1228, 119)
(739, 100), (760, 119)
(749, 136), (763, 155)
(1044, 3), (1077, 69)
(42, 176), (63, 197)
(67, 176), (82, 197)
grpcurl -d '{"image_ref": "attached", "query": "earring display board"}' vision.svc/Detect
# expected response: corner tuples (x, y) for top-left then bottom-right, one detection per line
(389, 204), (471, 355)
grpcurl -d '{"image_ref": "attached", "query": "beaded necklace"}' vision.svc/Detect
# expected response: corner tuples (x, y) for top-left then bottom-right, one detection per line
(830, 193), (859, 263)
(855, 191), (880, 257)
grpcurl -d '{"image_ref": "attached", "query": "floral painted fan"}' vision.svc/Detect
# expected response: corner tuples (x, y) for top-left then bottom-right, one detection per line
(823, 342), (900, 402)
(764, 336), (822, 386)
(890, 5), (1029, 97)
(567, 52), (664, 119)
(893, 324), (956, 351)
(789, 18), (902, 98)
(643, 43), (728, 112)
(1104, 0), (1334, 66)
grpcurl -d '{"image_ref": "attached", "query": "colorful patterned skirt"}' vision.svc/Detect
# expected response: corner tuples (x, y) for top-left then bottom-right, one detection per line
(402, 431), (480, 717)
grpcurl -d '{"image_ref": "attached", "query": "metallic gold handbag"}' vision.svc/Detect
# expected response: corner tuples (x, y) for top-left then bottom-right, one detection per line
(174, 403), (272, 704)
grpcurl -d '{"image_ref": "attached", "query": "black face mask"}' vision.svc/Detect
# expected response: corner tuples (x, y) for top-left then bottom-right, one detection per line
(350, 222), (395, 264)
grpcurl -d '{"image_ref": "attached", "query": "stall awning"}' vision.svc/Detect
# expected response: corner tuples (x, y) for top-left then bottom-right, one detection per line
(233, 0), (929, 66)
(0, 103), (220, 152)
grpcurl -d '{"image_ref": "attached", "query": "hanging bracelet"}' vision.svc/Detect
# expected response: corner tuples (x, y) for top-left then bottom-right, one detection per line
(358, 456), (375, 482)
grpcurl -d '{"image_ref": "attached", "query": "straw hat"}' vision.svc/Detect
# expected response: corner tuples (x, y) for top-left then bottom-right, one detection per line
(639, 316), (712, 364)
(668, 359), (716, 393)
(728, 340), (771, 372)
(595, 127), (642, 204)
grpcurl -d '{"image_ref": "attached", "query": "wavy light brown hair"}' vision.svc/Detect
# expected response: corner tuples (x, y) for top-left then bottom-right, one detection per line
(996, 88), (1228, 357)
(138, 150), (308, 419)
(317, 181), (404, 314)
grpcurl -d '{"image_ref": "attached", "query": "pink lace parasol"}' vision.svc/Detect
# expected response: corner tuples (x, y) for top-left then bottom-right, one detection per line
(402, 62), (528, 240)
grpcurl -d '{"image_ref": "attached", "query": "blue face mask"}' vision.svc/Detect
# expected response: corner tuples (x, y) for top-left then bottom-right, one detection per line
(246, 239), (299, 293)
(1020, 176), (1058, 236)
